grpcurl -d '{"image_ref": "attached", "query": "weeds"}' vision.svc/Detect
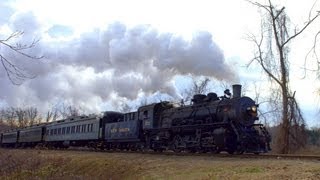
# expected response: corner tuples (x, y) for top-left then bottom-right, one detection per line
(1, 149), (320, 179)
(0, 149), (70, 179)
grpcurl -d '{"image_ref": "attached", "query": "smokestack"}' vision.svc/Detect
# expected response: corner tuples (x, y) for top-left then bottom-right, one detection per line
(232, 84), (242, 98)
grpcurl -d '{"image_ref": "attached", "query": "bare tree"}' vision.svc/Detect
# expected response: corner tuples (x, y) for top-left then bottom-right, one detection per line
(58, 103), (83, 119)
(15, 107), (42, 127)
(0, 107), (43, 128)
(0, 31), (43, 85)
(4, 108), (17, 128)
(0, 109), (4, 124)
(247, 0), (319, 153)
(25, 107), (41, 125)
(15, 108), (27, 127)
(0, 109), (11, 131)
(45, 107), (60, 122)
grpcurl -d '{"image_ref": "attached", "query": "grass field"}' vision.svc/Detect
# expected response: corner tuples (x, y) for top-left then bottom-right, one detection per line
(0, 149), (320, 180)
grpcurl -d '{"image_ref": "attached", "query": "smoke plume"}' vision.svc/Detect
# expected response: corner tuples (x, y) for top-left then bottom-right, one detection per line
(0, 11), (236, 113)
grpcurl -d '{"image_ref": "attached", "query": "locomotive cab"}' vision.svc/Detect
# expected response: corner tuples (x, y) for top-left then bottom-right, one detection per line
(138, 102), (175, 129)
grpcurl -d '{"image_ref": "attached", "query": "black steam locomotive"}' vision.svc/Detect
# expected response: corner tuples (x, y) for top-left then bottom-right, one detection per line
(0, 84), (271, 154)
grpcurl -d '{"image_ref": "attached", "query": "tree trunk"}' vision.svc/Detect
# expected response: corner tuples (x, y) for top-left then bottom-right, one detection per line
(281, 85), (289, 154)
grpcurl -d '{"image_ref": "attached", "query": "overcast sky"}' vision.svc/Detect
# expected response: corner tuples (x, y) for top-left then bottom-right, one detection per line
(0, 0), (320, 126)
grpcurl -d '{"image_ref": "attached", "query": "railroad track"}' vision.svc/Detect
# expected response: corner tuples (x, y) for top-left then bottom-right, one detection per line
(3, 147), (320, 161)
(121, 151), (320, 161)
(65, 147), (320, 161)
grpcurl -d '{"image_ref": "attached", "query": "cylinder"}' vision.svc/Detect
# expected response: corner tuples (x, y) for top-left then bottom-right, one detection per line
(232, 84), (242, 98)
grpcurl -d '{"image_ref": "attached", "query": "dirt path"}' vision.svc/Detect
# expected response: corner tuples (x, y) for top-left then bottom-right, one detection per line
(1, 149), (320, 179)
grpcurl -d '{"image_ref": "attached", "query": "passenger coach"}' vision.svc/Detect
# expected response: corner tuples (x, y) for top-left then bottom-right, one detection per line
(19, 123), (47, 147)
(1, 129), (19, 148)
(45, 115), (101, 148)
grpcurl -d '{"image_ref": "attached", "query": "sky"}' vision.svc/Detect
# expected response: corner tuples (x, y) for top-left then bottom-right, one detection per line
(0, 0), (320, 126)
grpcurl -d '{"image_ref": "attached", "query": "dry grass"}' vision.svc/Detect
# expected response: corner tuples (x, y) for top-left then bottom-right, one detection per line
(0, 149), (320, 180)
(293, 146), (320, 155)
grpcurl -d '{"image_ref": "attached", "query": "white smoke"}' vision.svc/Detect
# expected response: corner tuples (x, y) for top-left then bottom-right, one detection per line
(0, 10), (237, 113)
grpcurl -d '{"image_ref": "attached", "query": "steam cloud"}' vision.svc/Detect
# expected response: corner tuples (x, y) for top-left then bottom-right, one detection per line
(0, 10), (237, 113)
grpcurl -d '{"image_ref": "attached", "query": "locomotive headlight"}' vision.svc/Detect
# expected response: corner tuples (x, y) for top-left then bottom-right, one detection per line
(251, 106), (257, 112)
(247, 106), (257, 112)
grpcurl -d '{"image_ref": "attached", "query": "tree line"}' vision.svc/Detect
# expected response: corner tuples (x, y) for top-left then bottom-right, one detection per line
(0, 104), (83, 131)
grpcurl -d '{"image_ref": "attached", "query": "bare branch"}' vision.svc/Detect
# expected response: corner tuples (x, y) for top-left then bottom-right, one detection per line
(245, 0), (271, 13)
(246, 31), (282, 86)
(283, 12), (320, 47)
(304, 30), (320, 76)
(0, 31), (43, 85)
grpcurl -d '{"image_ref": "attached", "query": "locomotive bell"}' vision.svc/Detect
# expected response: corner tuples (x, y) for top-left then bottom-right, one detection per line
(232, 84), (242, 98)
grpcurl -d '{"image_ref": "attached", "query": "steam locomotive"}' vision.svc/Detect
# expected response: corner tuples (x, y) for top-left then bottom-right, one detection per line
(0, 84), (271, 154)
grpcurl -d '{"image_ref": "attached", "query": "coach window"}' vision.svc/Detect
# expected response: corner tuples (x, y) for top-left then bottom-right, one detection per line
(81, 124), (85, 133)
(50, 129), (53, 135)
(87, 124), (90, 132)
(62, 127), (66, 134)
(71, 126), (75, 134)
(67, 127), (70, 134)
(54, 129), (57, 135)
(58, 128), (61, 135)
(143, 110), (148, 119)
(76, 125), (80, 133)
(89, 124), (93, 132)
(46, 130), (49, 136)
